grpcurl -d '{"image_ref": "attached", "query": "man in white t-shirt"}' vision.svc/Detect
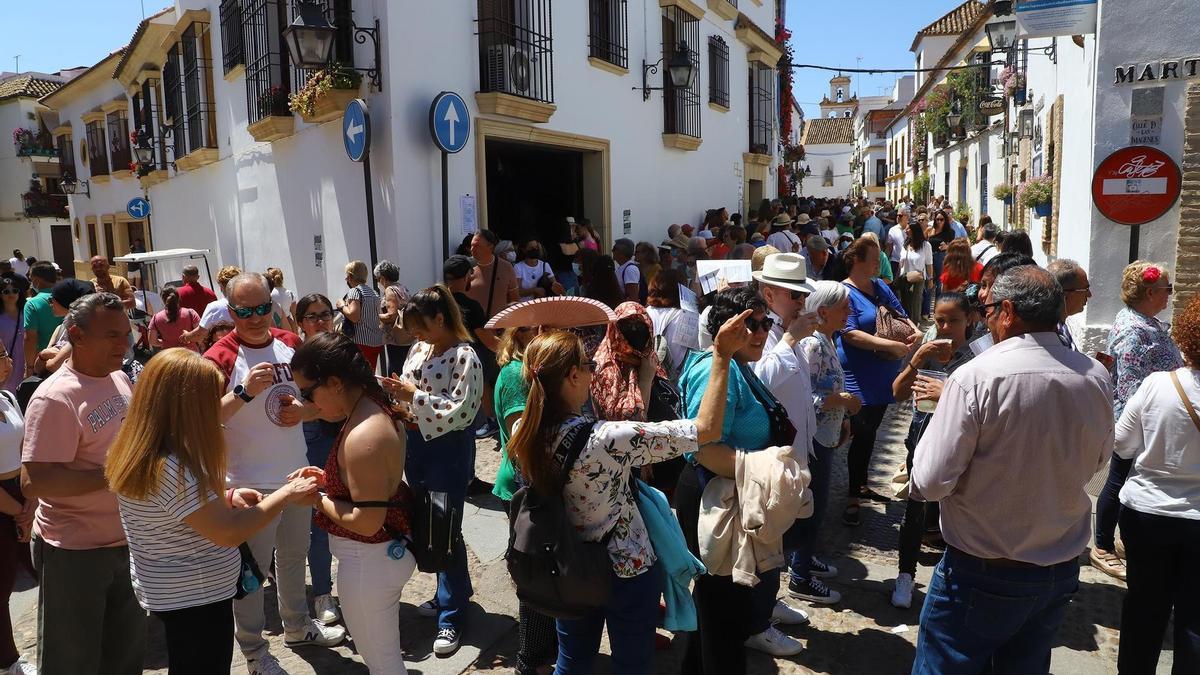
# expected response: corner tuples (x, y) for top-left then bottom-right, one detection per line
(8, 250), (27, 277)
(612, 238), (641, 301)
(204, 273), (344, 672)
(971, 221), (1000, 265)
(766, 214), (802, 253)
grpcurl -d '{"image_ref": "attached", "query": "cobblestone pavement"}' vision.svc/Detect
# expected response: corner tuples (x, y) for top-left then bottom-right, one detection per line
(11, 407), (1172, 673)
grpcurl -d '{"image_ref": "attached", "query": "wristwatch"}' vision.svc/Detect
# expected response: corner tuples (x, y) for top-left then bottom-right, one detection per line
(233, 384), (255, 403)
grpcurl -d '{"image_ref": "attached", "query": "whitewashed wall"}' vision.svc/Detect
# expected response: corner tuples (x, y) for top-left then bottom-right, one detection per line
(804, 142), (852, 198)
(0, 98), (62, 260)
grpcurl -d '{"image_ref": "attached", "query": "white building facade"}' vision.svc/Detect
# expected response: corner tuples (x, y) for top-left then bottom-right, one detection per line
(44, 0), (788, 299)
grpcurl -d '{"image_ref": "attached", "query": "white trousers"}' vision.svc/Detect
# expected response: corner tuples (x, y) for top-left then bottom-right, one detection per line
(330, 534), (417, 674)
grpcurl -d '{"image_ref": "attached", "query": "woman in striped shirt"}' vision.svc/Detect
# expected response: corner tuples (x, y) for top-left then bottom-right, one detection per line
(337, 260), (385, 371)
(106, 348), (320, 674)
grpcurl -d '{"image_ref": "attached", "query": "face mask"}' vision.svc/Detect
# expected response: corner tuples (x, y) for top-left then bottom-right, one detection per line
(525, 249), (540, 260)
(503, 251), (517, 262)
(572, 262), (582, 276)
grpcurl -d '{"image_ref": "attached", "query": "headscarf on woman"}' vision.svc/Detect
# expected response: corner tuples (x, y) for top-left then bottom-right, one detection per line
(590, 302), (666, 422)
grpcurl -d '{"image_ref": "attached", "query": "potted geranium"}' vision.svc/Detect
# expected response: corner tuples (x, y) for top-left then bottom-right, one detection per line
(289, 63), (362, 123)
(257, 86), (290, 118)
(1018, 175), (1054, 218)
(994, 182), (1014, 204)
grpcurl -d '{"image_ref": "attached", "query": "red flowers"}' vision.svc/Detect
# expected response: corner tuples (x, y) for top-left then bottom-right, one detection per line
(1143, 266), (1161, 284)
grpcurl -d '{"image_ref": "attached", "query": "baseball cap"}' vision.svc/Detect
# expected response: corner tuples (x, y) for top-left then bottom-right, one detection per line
(681, 224), (695, 236)
(443, 255), (473, 281)
(52, 278), (96, 309)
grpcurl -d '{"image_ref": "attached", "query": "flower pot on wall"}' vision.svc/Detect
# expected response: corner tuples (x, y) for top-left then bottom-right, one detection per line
(1034, 201), (1052, 218)
(298, 88), (359, 124)
(1013, 89), (1027, 106)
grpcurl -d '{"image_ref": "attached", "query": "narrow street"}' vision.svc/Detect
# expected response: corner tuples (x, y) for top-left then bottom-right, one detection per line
(9, 405), (1161, 674)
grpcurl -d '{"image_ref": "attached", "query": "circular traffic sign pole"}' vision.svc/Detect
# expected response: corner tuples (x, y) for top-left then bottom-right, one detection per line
(429, 92), (471, 262)
(343, 99), (378, 274)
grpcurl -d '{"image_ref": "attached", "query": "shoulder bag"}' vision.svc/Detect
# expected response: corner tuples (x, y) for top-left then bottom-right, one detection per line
(845, 281), (914, 351)
(738, 360), (797, 448)
(1169, 371), (1200, 433)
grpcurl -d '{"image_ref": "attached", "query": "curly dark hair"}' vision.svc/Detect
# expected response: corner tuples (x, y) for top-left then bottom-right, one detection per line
(705, 286), (767, 339)
(1172, 294), (1200, 367)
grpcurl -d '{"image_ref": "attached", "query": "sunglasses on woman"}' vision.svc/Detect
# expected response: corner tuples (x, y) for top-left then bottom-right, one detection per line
(300, 380), (324, 403)
(230, 302), (274, 319)
(745, 316), (775, 333)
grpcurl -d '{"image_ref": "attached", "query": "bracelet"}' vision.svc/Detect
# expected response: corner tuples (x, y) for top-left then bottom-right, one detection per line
(226, 488), (235, 506)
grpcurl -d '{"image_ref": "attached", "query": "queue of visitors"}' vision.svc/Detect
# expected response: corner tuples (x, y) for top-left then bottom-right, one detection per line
(0, 192), (1194, 675)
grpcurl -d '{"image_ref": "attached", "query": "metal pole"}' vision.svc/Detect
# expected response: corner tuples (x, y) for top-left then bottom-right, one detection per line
(441, 151), (449, 263)
(1128, 225), (1140, 264)
(363, 150), (378, 275)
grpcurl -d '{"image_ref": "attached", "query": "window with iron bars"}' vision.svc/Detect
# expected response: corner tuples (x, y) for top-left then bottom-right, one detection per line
(163, 44), (187, 160)
(131, 78), (165, 171)
(588, 0), (627, 69)
(57, 134), (75, 179)
(748, 62), (773, 154)
(107, 109), (132, 174)
(86, 121), (109, 177)
(220, 0), (244, 74)
(708, 36), (729, 108)
(181, 23), (218, 154)
(477, 0), (555, 104)
(243, 0), (291, 123)
(290, 1), (356, 96)
(662, 6), (699, 139)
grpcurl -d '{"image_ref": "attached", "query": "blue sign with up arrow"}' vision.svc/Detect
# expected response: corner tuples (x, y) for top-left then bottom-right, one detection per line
(343, 99), (370, 162)
(429, 91), (470, 154)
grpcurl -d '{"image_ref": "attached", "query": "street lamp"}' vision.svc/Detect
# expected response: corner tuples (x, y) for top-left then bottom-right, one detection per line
(985, 20), (1017, 52)
(133, 128), (155, 165)
(60, 175), (90, 198)
(283, 0), (337, 70)
(640, 42), (696, 100)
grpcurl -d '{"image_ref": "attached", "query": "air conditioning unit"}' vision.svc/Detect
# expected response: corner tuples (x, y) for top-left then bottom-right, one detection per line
(485, 44), (542, 100)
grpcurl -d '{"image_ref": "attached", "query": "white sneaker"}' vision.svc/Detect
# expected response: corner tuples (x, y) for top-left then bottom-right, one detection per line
(433, 627), (460, 655)
(3, 658), (36, 675)
(771, 600), (810, 626)
(314, 594), (341, 626)
(284, 618), (346, 648)
(246, 653), (288, 675)
(891, 573), (914, 609)
(744, 625), (804, 657)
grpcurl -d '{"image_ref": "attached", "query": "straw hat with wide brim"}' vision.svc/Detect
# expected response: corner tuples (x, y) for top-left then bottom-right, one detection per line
(751, 253), (816, 294)
(484, 296), (617, 330)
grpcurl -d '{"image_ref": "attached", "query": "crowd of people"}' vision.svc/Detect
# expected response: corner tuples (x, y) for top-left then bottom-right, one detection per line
(0, 190), (1194, 675)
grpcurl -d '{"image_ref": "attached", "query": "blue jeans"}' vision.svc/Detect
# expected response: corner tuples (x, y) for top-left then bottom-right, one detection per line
(303, 420), (337, 597)
(554, 567), (658, 675)
(784, 440), (835, 582)
(913, 547), (1079, 675)
(405, 428), (474, 631)
(555, 268), (579, 295)
(924, 250), (946, 315)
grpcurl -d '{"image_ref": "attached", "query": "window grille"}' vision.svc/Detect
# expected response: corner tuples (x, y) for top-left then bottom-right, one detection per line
(748, 62), (773, 154)
(708, 36), (729, 107)
(220, 0), (244, 73)
(477, 0), (555, 104)
(181, 22), (218, 153)
(662, 6), (699, 139)
(588, 0), (627, 69)
(57, 134), (75, 178)
(85, 121), (109, 177)
(107, 110), (132, 174)
(243, 0), (291, 123)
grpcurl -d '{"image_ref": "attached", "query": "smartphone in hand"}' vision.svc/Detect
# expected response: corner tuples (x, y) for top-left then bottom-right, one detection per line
(1095, 351), (1115, 371)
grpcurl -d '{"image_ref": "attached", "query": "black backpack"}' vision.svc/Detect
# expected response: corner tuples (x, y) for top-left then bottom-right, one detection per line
(505, 420), (612, 619)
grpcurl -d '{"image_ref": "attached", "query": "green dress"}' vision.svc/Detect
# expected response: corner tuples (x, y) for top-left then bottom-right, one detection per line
(491, 359), (529, 501)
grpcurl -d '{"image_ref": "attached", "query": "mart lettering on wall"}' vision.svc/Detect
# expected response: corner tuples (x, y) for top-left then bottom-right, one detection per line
(1114, 58), (1200, 85)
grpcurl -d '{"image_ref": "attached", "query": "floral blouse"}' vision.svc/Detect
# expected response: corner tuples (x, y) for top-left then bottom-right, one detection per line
(400, 341), (483, 441)
(800, 332), (846, 448)
(549, 415), (698, 578)
(1108, 307), (1184, 421)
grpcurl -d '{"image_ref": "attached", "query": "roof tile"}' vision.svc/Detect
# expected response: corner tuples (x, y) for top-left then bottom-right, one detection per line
(802, 117), (854, 145)
(0, 75), (62, 102)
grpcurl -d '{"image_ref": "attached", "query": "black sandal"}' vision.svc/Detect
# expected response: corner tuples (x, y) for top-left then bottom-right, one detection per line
(858, 487), (891, 503)
(842, 503), (861, 526)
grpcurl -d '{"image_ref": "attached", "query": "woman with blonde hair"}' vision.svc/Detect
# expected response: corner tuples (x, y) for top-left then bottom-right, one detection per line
(265, 267), (297, 333)
(1092, 261), (1184, 581)
(337, 260), (385, 370)
(509, 311), (750, 674)
(381, 284), (482, 655)
(106, 348), (318, 674)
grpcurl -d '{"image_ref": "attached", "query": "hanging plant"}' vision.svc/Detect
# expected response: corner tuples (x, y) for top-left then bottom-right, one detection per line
(1018, 175), (1054, 208)
(11, 127), (33, 148)
(775, 19), (795, 197)
(910, 172), (931, 203)
(288, 63), (363, 118)
(953, 201), (974, 225)
(994, 182), (1013, 200)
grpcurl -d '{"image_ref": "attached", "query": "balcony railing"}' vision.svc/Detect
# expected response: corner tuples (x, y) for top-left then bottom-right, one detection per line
(22, 193), (68, 219)
(15, 145), (59, 158)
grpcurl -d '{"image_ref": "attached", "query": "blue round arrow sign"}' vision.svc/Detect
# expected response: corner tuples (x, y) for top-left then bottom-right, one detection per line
(429, 92), (470, 154)
(126, 197), (150, 220)
(343, 99), (370, 162)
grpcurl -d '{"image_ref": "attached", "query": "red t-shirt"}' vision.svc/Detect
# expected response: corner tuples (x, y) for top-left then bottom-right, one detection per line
(177, 281), (217, 316)
(940, 261), (984, 292)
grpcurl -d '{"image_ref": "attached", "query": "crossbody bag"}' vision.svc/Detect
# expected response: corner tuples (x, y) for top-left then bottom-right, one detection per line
(1169, 370), (1200, 433)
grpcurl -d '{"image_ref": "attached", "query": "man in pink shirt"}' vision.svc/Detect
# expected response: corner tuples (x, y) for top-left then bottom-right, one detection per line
(21, 292), (145, 673)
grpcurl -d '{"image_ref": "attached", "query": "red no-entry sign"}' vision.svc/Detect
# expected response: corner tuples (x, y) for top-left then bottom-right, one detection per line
(1091, 146), (1181, 226)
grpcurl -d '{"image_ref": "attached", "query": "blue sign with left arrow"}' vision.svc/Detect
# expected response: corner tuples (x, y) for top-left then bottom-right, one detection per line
(126, 197), (150, 220)
(429, 91), (470, 154)
(343, 98), (370, 162)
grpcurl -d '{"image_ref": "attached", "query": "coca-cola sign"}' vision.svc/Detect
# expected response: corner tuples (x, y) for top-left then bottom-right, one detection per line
(978, 97), (1005, 116)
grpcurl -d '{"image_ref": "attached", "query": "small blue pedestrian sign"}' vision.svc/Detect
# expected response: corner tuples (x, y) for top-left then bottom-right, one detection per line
(429, 91), (470, 154)
(126, 197), (150, 220)
(342, 99), (370, 162)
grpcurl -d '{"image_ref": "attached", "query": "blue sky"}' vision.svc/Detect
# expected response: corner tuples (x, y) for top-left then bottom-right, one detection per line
(4, 0), (966, 119)
(784, 0), (968, 119)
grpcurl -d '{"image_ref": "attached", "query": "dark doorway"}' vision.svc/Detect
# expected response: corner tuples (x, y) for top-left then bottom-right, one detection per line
(50, 225), (75, 277)
(484, 139), (584, 249)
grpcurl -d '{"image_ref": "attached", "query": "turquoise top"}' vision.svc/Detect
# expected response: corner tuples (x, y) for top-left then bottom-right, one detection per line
(678, 351), (771, 453)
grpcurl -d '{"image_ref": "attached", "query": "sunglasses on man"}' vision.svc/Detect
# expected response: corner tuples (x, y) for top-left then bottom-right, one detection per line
(230, 302), (273, 319)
